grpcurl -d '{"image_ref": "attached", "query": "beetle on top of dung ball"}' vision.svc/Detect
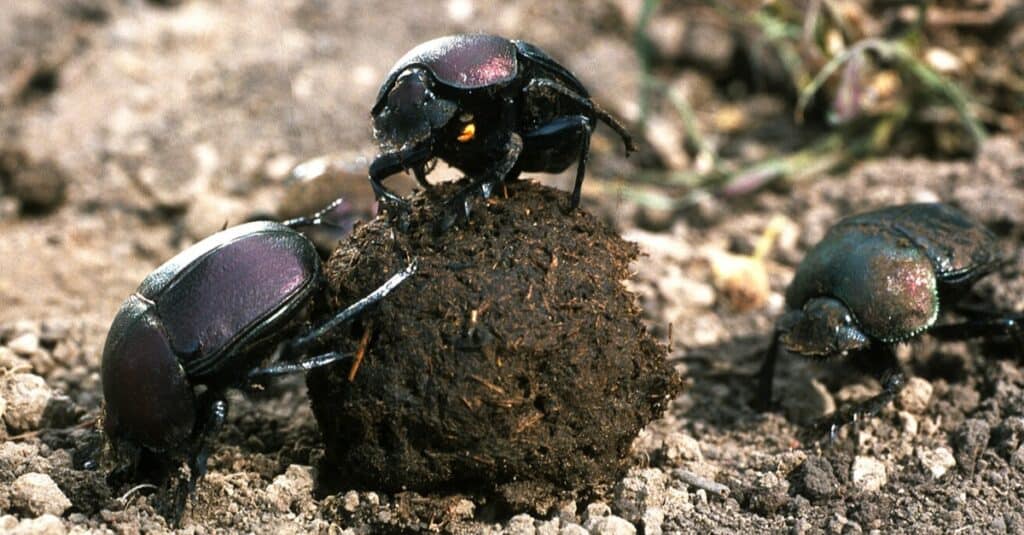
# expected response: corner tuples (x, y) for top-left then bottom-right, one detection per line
(368, 34), (636, 231)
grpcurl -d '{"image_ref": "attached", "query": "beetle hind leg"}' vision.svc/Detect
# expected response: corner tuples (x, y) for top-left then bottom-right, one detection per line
(523, 78), (635, 153)
(928, 312), (1024, 345)
(188, 397), (228, 489)
(518, 114), (594, 210)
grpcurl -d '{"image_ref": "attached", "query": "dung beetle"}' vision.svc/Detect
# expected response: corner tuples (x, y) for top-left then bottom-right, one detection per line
(757, 203), (1020, 435)
(369, 34), (636, 225)
(101, 205), (415, 509)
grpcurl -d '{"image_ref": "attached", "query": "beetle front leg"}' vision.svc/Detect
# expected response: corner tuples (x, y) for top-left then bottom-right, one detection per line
(814, 345), (906, 440)
(247, 351), (354, 383)
(286, 262), (417, 355)
(436, 132), (523, 233)
(369, 143), (434, 212)
(754, 330), (782, 411)
(368, 153), (413, 212)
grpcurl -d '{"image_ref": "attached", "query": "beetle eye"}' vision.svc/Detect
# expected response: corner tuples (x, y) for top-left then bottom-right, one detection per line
(457, 123), (476, 143)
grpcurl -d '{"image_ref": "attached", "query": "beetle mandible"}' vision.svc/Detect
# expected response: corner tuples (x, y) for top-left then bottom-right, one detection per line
(757, 203), (1021, 435)
(369, 34), (636, 227)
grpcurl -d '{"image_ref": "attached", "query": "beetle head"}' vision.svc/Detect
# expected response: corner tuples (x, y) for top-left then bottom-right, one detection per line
(373, 68), (458, 153)
(777, 297), (870, 358)
(101, 296), (197, 455)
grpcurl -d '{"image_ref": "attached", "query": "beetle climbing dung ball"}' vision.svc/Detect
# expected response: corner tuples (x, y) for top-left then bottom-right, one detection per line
(307, 181), (680, 510)
(368, 34), (636, 218)
(100, 217), (415, 513)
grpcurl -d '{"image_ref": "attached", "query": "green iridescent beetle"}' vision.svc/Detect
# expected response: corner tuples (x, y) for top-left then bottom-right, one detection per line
(757, 203), (1017, 436)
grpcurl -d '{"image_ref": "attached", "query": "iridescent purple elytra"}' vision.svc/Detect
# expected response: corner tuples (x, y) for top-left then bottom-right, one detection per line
(101, 221), (320, 450)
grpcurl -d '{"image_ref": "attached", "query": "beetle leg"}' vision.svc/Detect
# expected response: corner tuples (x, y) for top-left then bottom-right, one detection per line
(188, 397), (228, 488)
(247, 351), (354, 383)
(523, 78), (636, 154)
(754, 330), (782, 411)
(369, 144), (433, 211)
(436, 133), (523, 233)
(928, 313), (1024, 342)
(286, 262), (417, 355)
(281, 197), (351, 230)
(520, 114), (594, 210)
(413, 164), (432, 189)
(163, 395), (228, 522)
(814, 345), (906, 440)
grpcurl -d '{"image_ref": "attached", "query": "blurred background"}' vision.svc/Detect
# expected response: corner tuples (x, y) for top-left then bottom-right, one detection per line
(2, 0), (1022, 324)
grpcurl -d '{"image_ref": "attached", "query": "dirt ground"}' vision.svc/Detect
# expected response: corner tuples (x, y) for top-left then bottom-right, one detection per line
(2, 1), (1024, 534)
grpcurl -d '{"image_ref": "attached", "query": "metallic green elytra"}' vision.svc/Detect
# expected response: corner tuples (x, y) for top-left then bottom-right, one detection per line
(783, 203), (1001, 353)
(758, 203), (1013, 434)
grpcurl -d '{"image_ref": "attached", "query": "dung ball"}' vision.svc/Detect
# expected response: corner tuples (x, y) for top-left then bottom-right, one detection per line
(307, 181), (680, 510)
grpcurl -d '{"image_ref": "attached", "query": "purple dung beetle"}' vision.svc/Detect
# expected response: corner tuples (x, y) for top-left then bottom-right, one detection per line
(757, 203), (1021, 437)
(368, 34), (636, 229)
(100, 201), (415, 514)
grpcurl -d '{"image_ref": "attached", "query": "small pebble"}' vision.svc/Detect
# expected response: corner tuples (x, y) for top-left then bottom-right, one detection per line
(557, 500), (578, 524)
(0, 346), (25, 371)
(342, 490), (359, 512)
(614, 468), (669, 523)
(7, 333), (40, 356)
(264, 464), (314, 512)
(450, 498), (474, 520)
(536, 518), (560, 535)
(9, 159), (68, 213)
(994, 416), (1024, 455)
(660, 432), (702, 463)
(1011, 446), (1024, 471)
(897, 377), (933, 414)
(794, 455), (838, 501)
(954, 418), (991, 475)
(10, 472), (72, 516)
(851, 456), (887, 492)
(39, 319), (73, 345)
(4, 514), (66, 535)
(506, 513), (537, 535)
(583, 514), (637, 535)
(558, 523), (589, 535)
(917, 447), (956, 479)
(898, 411), (919, 436)
(2, 373), (54, 432)
(642, 508), (664, 535)
(584, 502), (612, 522)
